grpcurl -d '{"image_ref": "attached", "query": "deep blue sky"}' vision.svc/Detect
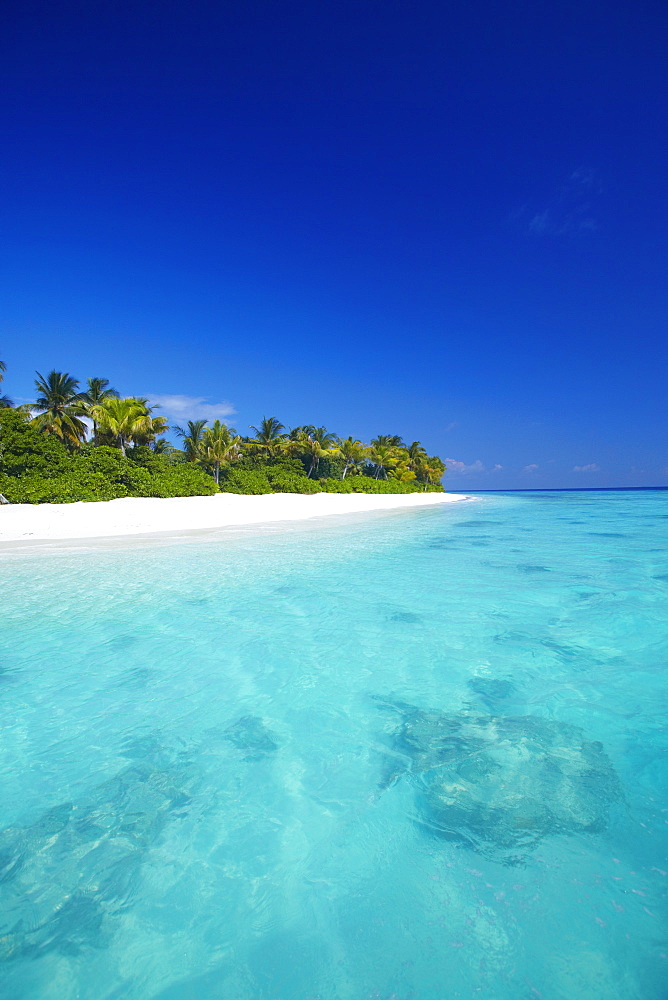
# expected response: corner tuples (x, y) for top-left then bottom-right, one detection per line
(2, 0), (666, 488)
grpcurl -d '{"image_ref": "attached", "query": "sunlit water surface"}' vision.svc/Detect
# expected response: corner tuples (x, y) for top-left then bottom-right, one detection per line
(1, 491), (667, 999)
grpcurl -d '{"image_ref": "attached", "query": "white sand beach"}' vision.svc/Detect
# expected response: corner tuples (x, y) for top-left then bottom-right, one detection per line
(0, 491), (471, 544)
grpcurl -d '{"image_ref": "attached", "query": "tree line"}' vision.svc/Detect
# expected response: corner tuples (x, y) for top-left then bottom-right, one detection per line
(177, 416), (445, 487)
(0, 364), (446, 496)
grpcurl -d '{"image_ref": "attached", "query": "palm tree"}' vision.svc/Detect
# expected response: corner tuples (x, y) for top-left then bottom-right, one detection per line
(132, 414), (170, 447)
(389, 465), (417, 483)
(91, 397), (153, 455)
(151, 438), (175, 455)
(290, 426), (338, 478)
(289, 424), (317, 440)
(127, 398), (169, 447)
(371, 434), (405, 449)
(175, 419), (208, 461)
(415, 455), (446, 490)
(201, 421), (241, 484)
(337, 437), (368, 478)
(368, 442), (400, 479)
(249, 416), (287, 458)
(31, 370), (87, 447)
(405, 440), (428, 470)
(0, 360), (11, 407)
(78, 377), (119, 443)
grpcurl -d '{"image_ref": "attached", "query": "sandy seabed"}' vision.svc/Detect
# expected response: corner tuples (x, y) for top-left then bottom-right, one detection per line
(0, 491), (472, 546)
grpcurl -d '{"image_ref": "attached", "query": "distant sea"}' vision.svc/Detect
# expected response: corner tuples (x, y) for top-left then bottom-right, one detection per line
(1, 490), (666, 999)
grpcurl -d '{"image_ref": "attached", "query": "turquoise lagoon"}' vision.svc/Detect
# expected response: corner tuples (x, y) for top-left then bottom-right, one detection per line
(1, 490), (667, 999)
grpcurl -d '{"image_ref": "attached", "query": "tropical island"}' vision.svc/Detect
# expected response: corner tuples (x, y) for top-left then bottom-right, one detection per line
(0, 366), (447, 504)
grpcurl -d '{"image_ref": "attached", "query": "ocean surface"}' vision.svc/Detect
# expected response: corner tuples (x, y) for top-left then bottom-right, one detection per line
(1, 490), (667, 999)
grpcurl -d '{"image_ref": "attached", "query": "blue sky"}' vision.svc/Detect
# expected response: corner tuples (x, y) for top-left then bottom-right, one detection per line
(2, 0), (666, 488)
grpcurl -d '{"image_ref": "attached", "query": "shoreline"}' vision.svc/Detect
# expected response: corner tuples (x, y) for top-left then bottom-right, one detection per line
(0, 491), (472, 546)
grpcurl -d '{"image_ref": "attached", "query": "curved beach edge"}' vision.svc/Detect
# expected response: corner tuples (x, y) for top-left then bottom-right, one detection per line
(0, 491), (474, 545)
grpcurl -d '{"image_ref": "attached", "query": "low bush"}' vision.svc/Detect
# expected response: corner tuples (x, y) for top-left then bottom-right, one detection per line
(318, 478), (354, 493)
(0, 408), (72, 478)
(342, 476), (442, 494)
(265, 469), (320, 493)
(146, 465), (219, 497)
(217, 470), (442, 497)
(221, 469), (273, 494)
(0, 454), (219, 504)
(0, 472), (125, 504)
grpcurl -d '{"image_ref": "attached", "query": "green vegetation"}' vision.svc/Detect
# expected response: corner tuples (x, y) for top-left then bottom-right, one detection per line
(0, 409), (217, 503)
(0, 363), (447, 503)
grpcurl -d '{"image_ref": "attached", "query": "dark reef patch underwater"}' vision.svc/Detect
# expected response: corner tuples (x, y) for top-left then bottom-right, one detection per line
(0, 738), (198, 963)
(377, 700), (623, 865)
(223, 715), (280, 760)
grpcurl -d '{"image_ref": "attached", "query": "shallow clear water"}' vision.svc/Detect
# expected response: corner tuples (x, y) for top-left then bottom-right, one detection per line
(1, 490), (667, 999)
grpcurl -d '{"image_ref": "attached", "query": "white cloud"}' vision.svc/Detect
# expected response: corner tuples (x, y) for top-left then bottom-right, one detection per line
(147, 393), (236, 425)
(444, 458), (486, 475)
(493, 464), (503, 471)
(444, 421), (459, 432)
(523, 464), (539, 472)
(572, 463), (601, 473)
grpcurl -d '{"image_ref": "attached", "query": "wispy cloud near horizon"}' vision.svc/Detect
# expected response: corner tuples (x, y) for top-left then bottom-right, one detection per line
(444, 458), (503, 476)
(573, 463), (601, 473)
(148, 393), (236, 425)
(444, 458), (485, 475)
